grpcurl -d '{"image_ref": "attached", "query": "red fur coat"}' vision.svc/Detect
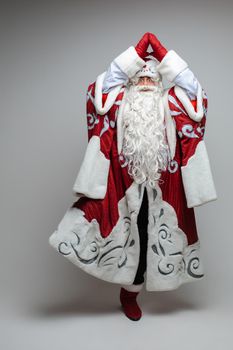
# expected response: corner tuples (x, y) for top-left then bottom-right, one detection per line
(49, 48), (217, 291)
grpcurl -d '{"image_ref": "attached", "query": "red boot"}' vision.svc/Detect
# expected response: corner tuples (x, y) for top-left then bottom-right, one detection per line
(119, 287), (142, 321)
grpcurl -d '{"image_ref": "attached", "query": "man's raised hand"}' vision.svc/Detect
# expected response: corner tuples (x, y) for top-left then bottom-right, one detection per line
(148, 33), (168, 62)
(135, 32), (150, 59)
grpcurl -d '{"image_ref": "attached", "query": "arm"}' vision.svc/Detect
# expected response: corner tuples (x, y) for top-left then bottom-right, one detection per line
(72, 82), (115, 199)
(102, 60), (130, 93)
(168, 87), (217, 208)
(173, 67), (199, 100)
(102, 47), (146, 93)
(150, 34), (217, 207)
(156, 49), (200, 99)
(149, 33), (199, 99)
(102, 33), (150, 93)
(73, 35), (148, 198)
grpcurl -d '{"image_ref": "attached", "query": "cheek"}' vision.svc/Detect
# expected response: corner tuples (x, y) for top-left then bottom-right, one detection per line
(148, 81), (156, 86)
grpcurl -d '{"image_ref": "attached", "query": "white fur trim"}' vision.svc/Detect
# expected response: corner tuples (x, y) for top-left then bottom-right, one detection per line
(94, 72), (123, 115)
(49, 181), (141, 285)
(174, 83), (205, 122)
(121, 283), (144, 292)
(145, 183), (205, 291)
(181, 140), (218, 208)
(72, 135), (110, 199)
(156, 50), (188, 82)
(117, 87), (128, 155)
(162, 88), (177, 160)
(49, 180), (206, 291)
(114, 46), (146, 79)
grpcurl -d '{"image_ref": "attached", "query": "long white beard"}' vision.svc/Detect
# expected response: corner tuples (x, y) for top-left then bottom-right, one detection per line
(122, 83), (170, 188)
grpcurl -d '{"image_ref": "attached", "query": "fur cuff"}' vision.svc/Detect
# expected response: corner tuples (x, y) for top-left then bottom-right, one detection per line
(114, 46), (146, 79)
(181, 140), (218, 208)
(121, 283), (144, 292)
(156, 50), (188, 82)
(72, 135), (110, 199)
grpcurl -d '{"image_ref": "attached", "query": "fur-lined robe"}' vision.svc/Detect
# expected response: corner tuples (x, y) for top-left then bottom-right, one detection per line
(49, 47), (217, 291)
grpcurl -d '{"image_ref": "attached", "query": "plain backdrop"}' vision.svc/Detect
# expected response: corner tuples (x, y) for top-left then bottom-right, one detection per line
(1, 0), (232, 349)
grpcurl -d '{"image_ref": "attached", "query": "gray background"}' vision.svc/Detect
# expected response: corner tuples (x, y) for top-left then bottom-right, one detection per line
(1, 0), (232, 349)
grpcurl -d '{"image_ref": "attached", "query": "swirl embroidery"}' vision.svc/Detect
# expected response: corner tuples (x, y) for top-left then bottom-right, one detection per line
(58, 217), (135, 269)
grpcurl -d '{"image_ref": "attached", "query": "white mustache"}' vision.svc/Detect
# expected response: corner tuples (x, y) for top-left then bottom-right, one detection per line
(135, 84), (159, 92)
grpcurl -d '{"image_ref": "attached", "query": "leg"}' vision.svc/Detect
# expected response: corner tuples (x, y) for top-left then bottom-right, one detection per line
(119, 187), (149, 321)
(133, 186), (149, 285)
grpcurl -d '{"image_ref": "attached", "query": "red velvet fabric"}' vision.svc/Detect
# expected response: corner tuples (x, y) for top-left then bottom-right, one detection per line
(149, 33), (168, 62)
(73, 82), (207, 247)
(135, 32), (150, 59)
(168, 87), (207, 166)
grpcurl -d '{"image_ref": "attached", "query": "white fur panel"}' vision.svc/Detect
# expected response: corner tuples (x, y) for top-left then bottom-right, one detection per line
(72, 135), (110, 199)
(49, 179), (206, 291)
(156, 50), (188, 82)
(114, 46), (146, 79)
(181, 140), (218, 208)
(145, 183), (205, 291)
(49, 181), (141, 285)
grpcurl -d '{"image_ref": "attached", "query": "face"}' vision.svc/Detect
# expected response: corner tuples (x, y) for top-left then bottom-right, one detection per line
(136, 76), (156, 86)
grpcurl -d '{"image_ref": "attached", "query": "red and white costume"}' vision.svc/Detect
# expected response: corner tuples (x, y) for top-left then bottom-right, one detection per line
(49, 46), (217, 291)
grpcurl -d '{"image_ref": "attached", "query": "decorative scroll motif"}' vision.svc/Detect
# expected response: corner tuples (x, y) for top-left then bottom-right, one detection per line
(87, 113), (116, 137)
(151, 227), (204, 279)
(149, 187), (204, 280)
(86, 86), (94, 104)
(167, 159), (178, 173)
(181, 124), (199, 138)
(100, 115), (110, 137)
(196, 125), (205, 137)
(86, 85), (118, 135)
(87, 113), (99, 130)
(178, 124), (206, 139)
(57, 216), (135, 269)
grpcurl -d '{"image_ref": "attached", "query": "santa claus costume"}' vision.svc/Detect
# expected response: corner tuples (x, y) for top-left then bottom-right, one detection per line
(49, 33), (217, 321)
